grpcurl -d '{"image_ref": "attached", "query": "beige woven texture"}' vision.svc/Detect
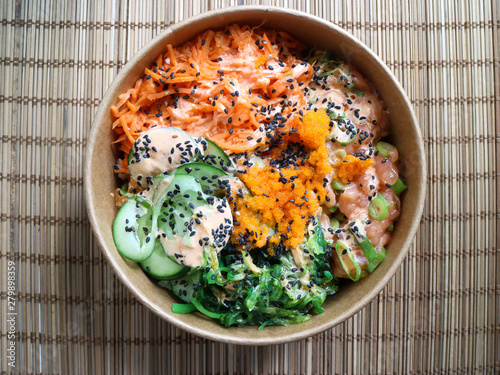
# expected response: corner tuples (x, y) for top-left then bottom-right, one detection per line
(1, 0), (498, 374)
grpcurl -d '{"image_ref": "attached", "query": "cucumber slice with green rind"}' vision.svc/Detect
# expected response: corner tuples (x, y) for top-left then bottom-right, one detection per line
(152, 173), (204, 207)
(158, 269), (202, 303)
(219, 175), (252, 197)
(196, 137), (235, 172)
(112, 199), (157, 262)
(140, 241), (189, 280)
(173, 162), (228, 196)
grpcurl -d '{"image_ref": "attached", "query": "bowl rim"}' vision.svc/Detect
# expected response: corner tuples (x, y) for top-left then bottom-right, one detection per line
(84, 5), (426, 345)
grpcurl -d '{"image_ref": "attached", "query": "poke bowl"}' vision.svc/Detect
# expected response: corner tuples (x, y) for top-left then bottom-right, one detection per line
(84, 6), (426, 345)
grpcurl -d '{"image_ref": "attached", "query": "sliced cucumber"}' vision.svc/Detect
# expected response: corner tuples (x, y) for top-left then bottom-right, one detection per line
(151, 169), (233, 268)
(148, 173), (174, 205)
(219, 175), (252, 198)
(140, 241), (189, 280)
(112, 199), (157, 262)
(128, 127), (202, 187)
(196, 137), (235, 172)
(173, 162), (228, 196)
(159, 269), (202, 303)
(328, 118), (357, 145)
(159, 199), (233, 268)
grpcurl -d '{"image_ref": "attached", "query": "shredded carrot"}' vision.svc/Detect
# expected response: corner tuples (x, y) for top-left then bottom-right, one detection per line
(111, 24), (312, 172)
(111, 26), (345, 252)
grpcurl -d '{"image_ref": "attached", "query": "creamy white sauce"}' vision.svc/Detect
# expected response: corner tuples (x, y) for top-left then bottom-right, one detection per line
(129, 127), (202, 185)
(318, 209), (334, 241)
(158, 200), (232, 268)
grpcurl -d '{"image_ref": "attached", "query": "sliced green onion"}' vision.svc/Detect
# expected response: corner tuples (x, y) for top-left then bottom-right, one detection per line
(348, 222), (387, 272)
(317, 70), (335, 77)
(351, 88), (366, 97)
(333, 210), (347, 223)
(331, 179), (345, 191)
(387, 224), (394, 232)
(366, 247), (387, 273)
(375, 141), (395, 158)
(390, 178), (407, 195)
(328, 205), (338, 213)
(172, 303), (197, 314)
(348, 219), (367, 242)
(335, 240), (361, 282)
(191, 299), (222, 319)
(327, 109), (346, 120)
(334, 149), (347, 161)
(359, 239), (378, 263)
(348, 222), (378, 264)
(369, 193), (390, 221)
(330, 218), (340, 232)
(319, 67), (342, 77)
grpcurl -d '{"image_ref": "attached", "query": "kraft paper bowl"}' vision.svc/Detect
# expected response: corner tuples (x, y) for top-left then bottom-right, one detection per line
(85, 6), (426, 345)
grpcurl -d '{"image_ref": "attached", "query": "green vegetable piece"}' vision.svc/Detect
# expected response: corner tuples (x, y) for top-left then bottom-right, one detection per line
(191, 299), (223, 319)
(334, 149), (347, 161)
(330, 218), (340, 232)
(327, 108), (346, 120)
(331, 179), (345, 191)
(172, 303), (197, 314)
(317, 70), (334, 77)
(112, 199), (157, 262)
(390, 178), (407, 195)
(333, 210), (347, 223)
(335, 240), (361, 282)
(140, 241), (189, 280)
(375, 141), (395, 158)
(359, 239), (378, 264)
(313, 225), (327, 250)
(351, 88), (366, 97)
(369, 193), (390, 221)
(328, 119), (358, 145)
(366, 247), (387, 273)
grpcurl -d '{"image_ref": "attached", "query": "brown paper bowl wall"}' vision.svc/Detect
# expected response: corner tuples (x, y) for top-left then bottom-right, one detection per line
(85, 6), (426, 345)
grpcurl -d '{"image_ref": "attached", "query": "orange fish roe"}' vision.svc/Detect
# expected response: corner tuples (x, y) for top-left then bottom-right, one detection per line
(336, 154), (374, 184)
(296, 109), (331, 149)
(230, 109), (333, 252)
(229, 197), (279, 251)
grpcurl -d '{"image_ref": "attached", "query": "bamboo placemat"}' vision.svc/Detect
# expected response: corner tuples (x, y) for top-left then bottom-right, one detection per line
(1, 0), (498, 374)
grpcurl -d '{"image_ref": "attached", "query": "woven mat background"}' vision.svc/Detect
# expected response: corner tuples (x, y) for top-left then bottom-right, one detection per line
(1, 0), (498, 374)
